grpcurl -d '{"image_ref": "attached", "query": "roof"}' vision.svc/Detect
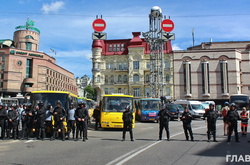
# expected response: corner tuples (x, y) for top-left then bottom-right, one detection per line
(0, 39), (14, 47)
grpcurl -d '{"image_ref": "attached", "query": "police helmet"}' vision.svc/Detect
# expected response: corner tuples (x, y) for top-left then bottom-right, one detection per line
(46, 103), (51, 108)
(209, 103), (215, 106)
(56, 100), (62, 105)
(0, 102), (3, 106)
(37, 100), (44, 106)
(78, 101), (85, 106)
(224, 102), (229, 106)
(11, 103), (17, 108)
(230, 103), (236, 107)
(26, 103), (32, 107)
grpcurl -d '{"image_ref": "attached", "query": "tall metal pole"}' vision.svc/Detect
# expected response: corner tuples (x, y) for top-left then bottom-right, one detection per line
(143, 6), (165, 98)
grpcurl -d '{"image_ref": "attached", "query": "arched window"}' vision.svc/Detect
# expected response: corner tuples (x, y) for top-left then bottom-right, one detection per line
(133, 74), (139, 82)
(124, 75), (128, 83)
(118, 75), (122, 82)
(25, 35), (34, 39)
(105, 75), (108, 83)
(97, 75), (100, 82)
(110, 75), (114, 83)
(166, 74), (170, 82)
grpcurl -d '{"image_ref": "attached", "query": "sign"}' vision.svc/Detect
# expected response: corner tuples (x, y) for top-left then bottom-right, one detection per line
(92, 32), (107, 40)
(161, 19), (174, 32)
(161, 32), (175, 40)
(92, 19), (106, 32)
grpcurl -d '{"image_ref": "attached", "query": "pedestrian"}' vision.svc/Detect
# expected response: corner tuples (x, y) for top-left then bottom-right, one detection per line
(203, 103), (218, 142)
(75, 102), (89, 141)
(158, 105), (171, 141)
(45, 103), (53, 140)
(67, 103), (76, 139)
(181, 107), (194, 141)
(52, 100), (66, 141)
(221, 102), (229, 136)
(0, 103), (7, 139)
(240, 107), (249, 137)
(35, 101), (46, 140)
(122, 105), (134, 141)
(93, 105), (101, 130)
(227, 103), (240, 142)
(7, 104), (19, 140)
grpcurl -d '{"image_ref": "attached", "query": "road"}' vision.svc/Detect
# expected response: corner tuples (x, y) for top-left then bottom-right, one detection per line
(0, 118), (249, 165)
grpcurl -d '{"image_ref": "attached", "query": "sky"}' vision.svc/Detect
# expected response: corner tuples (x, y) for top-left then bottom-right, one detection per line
(0, 0), (250, 78)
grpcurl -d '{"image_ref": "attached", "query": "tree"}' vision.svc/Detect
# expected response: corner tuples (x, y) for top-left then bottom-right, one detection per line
(84, 85), (96, 100)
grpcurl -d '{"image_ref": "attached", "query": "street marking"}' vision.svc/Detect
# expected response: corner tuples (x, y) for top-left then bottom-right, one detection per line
(24, 140), (38, 143)
(106, 123), (223, 165)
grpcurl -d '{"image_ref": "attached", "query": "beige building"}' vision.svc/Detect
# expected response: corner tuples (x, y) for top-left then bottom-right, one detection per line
(173, 41), (250, 104)
(0, 20), (78, 97)
(92, 32), (173, 102)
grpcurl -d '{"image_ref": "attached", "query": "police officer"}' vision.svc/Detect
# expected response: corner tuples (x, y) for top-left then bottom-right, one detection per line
(122, 105), (134, 141)
(35, 101), (46, 140)
(227, 103), (240, 142)
(7, 103), (19, 140)
(0, 103), (7, 139)
(67, 103), (76, 140)
(52, 100), (66, 141)
(75, 102), (89, 141)
(181, 107), (194, 141)
(93, 105), (101, 130)
(21, 103), (30, 140)
(158, 105), (171, 141)
(45, 103), (53, 140)
(203, 103), (218, 142)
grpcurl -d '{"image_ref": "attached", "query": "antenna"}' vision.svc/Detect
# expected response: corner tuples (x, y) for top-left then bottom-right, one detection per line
(192, 28), (195, 47)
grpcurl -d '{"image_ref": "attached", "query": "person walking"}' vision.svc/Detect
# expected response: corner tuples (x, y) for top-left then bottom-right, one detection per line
(203, 103), (218, 142)
(93, 106), (101, 130)
(181, 107), (194, 141)
(75, 102), (89, 141)
(240, 107), (249, 137)
(122, 105), (134, 141)
(227, 103), (240, 142)
(158, 105), (171, 141)
(221, 102), (230, 136)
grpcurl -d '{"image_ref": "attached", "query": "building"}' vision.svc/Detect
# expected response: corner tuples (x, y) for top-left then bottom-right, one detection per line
(92, 32), (173, 102)
(76, 75), (91, 97)
(173, 41), (250, 105)
(0, 20), (78, 97)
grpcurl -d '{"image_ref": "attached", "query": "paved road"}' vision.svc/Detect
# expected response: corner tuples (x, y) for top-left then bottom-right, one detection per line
(0, 118), (249, 165)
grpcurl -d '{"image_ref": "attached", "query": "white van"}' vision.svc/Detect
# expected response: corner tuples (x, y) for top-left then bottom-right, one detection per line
(173, 100), (205, 118)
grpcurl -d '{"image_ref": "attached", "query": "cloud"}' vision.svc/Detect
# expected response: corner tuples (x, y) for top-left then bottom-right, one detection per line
(172, 44), (182, 50)
(41, 1), (65, 14)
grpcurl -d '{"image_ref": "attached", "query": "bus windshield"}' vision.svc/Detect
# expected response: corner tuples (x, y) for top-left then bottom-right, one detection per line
(230, 95), (249, 110)
(30, 93), (68, 108)
(141, 100), (160, 110)
(103, 96), (132, 112)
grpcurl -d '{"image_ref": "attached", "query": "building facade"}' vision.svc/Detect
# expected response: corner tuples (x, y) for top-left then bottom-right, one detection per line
(92, 32), (173, 102)
(0, 20), (78, 97)
(76, 75), (91, 97)
(173, 41), (250, 105)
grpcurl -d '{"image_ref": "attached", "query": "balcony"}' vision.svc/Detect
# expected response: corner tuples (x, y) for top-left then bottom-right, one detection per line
(23, 78), (35, 84)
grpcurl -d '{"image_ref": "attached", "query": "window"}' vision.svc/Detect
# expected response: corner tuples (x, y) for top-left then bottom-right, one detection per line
(123, 63), (128, 70)
(220, 61), (229, 94)
(183, 61), (191, 95)
(26, 42), (32, 50)
(108, 44), (125, 52)
(145, 74), (150, 82)
(110, 63), (114, 69)
(133, 74), (139, 82)
(2, 56), (5, 62)
(1, 64), (4, 70)
(133, 61), (139, 69)
(118, 63), (122, 70)
(166, 74), (170, 82)
(25, 35), (34, 39)
(145, 88), (150, 97)
(146, 62), (150, 69)
(106, 63), (110, 69)
(201, 61), (210, 94)
(165, 61), (170, 68)
(166, 87), (170, 96)
(104, 88), (109, 94)
(97, 75), (100, 82)
(110, 75), (114, 83)
(133, 88), (140, 97)
(105, 75), (108, 83)
(118, 75), (122, 82)
(118, 88), (122, 93)
(110, 88), (114, 94)
(124, 75), (128, 83)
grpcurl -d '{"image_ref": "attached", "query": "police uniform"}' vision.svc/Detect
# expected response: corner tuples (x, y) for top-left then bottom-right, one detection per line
(203, 103), (218, 142)
(35, 101), (46, 140)
(158, 106), (171, 141)
(122, 106), (133, 141)
(74, 102), (88, 141)
(93, 106), (100, 130)
(181, 109), (194, 141)
(227, 103), (240, 142)
(52, 101), (66, 141)
(21, 103), (33, 140)
(0, 103), (7, 139)
(7, 104), (19, 140)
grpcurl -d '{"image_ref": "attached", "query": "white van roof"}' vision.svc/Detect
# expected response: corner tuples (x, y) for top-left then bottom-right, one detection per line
(174, 100), (202, 104)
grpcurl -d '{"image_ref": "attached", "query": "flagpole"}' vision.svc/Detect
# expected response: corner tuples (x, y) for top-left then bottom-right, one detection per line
(192, 28), (195, 47)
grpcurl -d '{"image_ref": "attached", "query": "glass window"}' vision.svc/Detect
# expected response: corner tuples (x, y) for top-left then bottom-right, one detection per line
(124, 75), (128, 83)
(118, 63), (122, 70)
(110, 75), (114, 83)
(121, 44), (125, 51)
(133, 88), (140, 97)
(26, 59), (32, 78)
(166, 74), (170, 82)
(133, 74), (139, 82)
(104, 88), (109, 94)
(118, 75), (122, 82)
(110, 88), (114, 94)
(118, 88), (122, 93)
(133, 61), (139, 69)
(106, 63), (109, 69)
(165, 61), (169, 68)
(146, 62), (150, 69)
(123, 63), (127, 70)
(25, 35), (34, 39)
(1, 64), (4, 70)
(2, 56), (5, 62)
(110, 63), (114, 69)
(105, 75), (108, 83)
(26, 42), (32, 50)
(145, 74), (150, 82)
(108, 45), (112, 52)
(97, 75), (100, 82)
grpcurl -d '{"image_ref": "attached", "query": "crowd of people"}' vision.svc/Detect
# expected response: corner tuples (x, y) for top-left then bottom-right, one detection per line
(158, 102), (249, 143)
(0, 101), (89, 141)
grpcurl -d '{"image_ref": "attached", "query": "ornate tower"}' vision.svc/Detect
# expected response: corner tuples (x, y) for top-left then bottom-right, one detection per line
(13, 19), (40, 51)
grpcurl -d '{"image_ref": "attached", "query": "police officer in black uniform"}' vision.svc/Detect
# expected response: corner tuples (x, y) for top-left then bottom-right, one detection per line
(7, 103), (19, 140)
(203, 103), (218, 142)
(122, 105), (134, 141)
(52, 100), (66, 141)
(227, 103), (240, 142)
(93, 105), (101, 130)
(35, 101), (46, 140)
(158, 105), (171, 141)
(75, 102), (89, 141)
(0, 103), (7, 139)
(181, 107), (194, 141)
(21, 103), (32, 140)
